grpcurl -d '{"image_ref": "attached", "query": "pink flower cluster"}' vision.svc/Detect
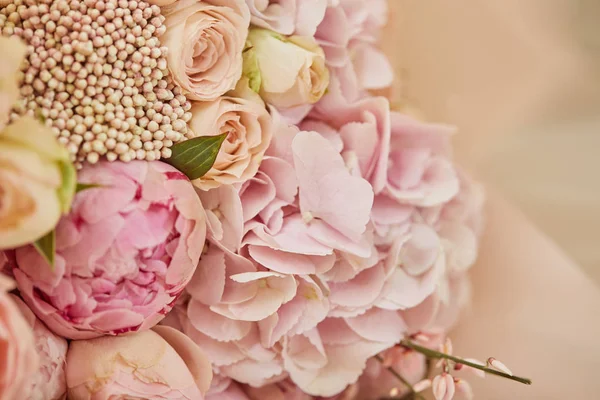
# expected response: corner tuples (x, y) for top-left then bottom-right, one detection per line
(163, 0), (484, 397)
(0, 0), (484, 399)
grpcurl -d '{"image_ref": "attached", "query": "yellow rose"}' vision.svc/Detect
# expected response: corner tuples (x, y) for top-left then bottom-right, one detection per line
(0, 117), (76, 249)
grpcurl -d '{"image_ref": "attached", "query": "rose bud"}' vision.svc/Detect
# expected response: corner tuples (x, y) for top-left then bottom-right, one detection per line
(66, 326), (213, 400)
(243, 28), (330, 109)
(0, 117), (76, 250)
(13, 161), (206, 339)
(12, 295), (68, 400)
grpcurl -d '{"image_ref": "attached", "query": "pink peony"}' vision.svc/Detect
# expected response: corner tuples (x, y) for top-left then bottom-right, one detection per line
(12, 295), (68, 400)
(315, 0), (393, 101)
(13, 161), (206, 339)
(0, 275), (38, 400)
(66, 326), (213, 399)
(245, 0), (328, 36)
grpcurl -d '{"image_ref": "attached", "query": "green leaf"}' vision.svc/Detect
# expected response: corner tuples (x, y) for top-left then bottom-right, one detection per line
(165, 133), (228, 180)
(33, 230), (55, 269)
(76, 182), (103, 193)
(57, 159), (77, 214)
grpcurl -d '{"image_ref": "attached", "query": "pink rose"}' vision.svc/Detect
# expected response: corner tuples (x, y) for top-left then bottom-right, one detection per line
(315, 0), (393, 101)
(66, 326), (213, 400)
(12, 295), (68, 400)
(245, 0), (328, 36)
(188, 80), (273, 190)
(162, 0), (250, 101)
(13, 161), (206, 339)
(0, 275), (38, 400)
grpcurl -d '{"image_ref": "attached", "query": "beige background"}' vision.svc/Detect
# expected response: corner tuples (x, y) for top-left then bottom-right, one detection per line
(382, 0), (600, 282)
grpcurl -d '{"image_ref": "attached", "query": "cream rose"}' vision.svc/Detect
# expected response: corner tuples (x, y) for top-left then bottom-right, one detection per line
(188, 79), (273, 190)
(0, 117), (76, 249)
(162, 0), (250, 101)
(243, 28), (330, 109)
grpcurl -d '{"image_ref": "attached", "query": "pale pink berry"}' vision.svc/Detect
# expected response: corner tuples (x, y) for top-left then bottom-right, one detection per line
(413, 379), (432, 393)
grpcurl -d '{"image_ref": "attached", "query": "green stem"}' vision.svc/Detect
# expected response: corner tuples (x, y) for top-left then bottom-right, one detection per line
(375, 355), (426, 400)
(401, 340), (532, 385)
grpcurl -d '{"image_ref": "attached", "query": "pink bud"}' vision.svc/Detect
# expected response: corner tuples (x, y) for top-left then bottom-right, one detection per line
(413, 379), (432, 393)
(432, 373), (456, 400)
(488, 357), (513, 376)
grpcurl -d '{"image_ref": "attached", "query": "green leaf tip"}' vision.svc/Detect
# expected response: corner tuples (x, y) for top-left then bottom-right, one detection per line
(33, 230), (55, 269)
(165, 133), (229, 180)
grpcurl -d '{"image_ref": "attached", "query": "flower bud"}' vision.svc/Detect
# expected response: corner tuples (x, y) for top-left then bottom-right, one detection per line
(432, 373), (456, 400)
(243, 28), (329, 109)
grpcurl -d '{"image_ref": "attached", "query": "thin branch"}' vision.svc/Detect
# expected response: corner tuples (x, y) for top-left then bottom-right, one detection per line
(401, 340), (532, 385)
(375, 355), (427, 400)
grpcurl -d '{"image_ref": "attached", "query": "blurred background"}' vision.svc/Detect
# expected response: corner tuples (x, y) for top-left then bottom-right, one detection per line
(382, 0), (600, 283)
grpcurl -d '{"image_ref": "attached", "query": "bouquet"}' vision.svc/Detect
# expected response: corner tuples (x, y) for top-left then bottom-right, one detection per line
(0, 0), (531, 399)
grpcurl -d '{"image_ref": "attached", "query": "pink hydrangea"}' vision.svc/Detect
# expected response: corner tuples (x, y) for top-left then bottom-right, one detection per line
(13, 161), (206, 339)
(173, 119), (418, 396)
(304, 75), (391, 194)
(174, 99), (482, 399)
(315, 0), (393, 101)
(245, 0), (329, 36)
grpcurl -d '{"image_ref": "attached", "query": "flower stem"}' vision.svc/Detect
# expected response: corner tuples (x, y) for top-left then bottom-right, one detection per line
(400, 340), (532, 385)
(375, 355), (426, 400)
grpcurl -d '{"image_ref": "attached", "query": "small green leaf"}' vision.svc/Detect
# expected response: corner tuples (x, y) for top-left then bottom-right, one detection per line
(33, 230), (55, 269)
(57, 159), (77, 214)
(165, 133), (228, 180)
(76, 182), (103, 193)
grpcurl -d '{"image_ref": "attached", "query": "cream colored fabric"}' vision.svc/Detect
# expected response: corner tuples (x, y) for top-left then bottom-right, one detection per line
(382, 0), (600, 282)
